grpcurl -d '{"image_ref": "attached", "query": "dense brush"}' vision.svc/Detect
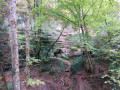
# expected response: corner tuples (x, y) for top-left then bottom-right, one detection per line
(70, 56), (86, 76)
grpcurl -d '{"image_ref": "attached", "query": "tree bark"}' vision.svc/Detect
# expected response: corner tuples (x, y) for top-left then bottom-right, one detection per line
(9, 0), (21, 90)
(81, 24), (93, 74)
(26, 0), (31, 89)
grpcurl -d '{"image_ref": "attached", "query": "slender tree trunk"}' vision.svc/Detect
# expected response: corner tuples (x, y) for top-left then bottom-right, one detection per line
(119, 0), (120, 20)
(81, 25), (93, 73)
(46, 26), (65, 58)
(9, 0), (21, 90)
(38, 0), (42, 59)
(33, 0), (37, 58)
(26, 0), (31, 89)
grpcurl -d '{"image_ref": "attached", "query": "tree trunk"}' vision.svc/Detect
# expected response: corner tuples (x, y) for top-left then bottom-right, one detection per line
(81, 25), (93, 74)
(9, 0), (21, 90)
(26, 0), (31, 89)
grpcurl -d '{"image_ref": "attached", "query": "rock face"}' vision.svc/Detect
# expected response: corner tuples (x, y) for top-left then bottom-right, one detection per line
(43, 20), (82, 57)
(2, 0), (82, 62)
(13, 0), (82, 57)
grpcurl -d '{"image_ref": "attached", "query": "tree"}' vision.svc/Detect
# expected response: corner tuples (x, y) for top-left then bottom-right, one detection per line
(47, 0), (117, 73)
(9, 0), (21, 90)
(25, 0), (31, 89)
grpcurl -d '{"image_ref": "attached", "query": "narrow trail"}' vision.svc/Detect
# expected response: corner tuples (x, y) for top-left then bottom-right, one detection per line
(52, 57), (93, 90)
(56, 57), (107, 90)
(61, 59), (71, 72)
(61, 59), (71, 66)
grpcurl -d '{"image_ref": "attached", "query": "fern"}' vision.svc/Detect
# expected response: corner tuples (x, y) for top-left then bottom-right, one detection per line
(70, 56), (86, 76)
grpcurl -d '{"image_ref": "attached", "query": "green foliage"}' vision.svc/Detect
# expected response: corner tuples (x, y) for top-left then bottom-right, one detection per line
(63, 56), (69, 60)
(42, 57), (50, 63)
(91, 18), (120, 89)
(27, 78), (45, 87)
(51, 0), (117, 28)
(68, 33), (95, 52)
(31, 0), (119, 63)
(18, 34), (26, 40)
(107, 52), (120, 87)
(0, 0), (2, 19)
(49, 67), (56, 75)
(0, 0), (10, 18)
(70, 56), (86, 76)
(31, 0), (118, 37)
(1, 0), (120, 89)
(7, 83), (13, 90)
(102, 67), (120, 89)
(39, 64), (50, 72)
(70, 46), (78, 50)
(30, 35), (54, 59)
(28, 57), (40, 65)
(92, 20), (120, 57)
(56, 59), (67, 72)
(98, 41), (120, 89)
(39, 58), (67, 76)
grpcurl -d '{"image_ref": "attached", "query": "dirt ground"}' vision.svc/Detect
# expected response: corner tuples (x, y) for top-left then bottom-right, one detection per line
(0, 59), (113, 90)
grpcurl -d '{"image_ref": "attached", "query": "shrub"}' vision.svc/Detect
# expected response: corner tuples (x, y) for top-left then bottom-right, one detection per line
(39, 64), (50, 72)
(63, 56), (69, 60)
(70, 56), (86, 76)
(39, 57), (67, 76)
(49, 67), (56, 75)
(7, 83), (13, 90)
(27, 78), (45, 87)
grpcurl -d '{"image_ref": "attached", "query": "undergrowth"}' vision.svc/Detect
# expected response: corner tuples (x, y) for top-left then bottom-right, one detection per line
(39, 58), (67, 76)
(70, 56), (86, 76)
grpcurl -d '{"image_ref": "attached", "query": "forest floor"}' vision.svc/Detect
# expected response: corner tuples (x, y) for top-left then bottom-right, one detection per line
(0, 58), (113, 90)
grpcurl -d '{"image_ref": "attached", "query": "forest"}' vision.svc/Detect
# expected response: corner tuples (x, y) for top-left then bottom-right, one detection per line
(0, 0), (120, 90)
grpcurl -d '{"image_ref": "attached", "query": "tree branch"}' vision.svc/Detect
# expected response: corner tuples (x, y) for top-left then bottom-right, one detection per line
(46, 25), (66, 58)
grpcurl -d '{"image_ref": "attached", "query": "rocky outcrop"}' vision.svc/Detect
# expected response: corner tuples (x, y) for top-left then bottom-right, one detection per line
(43, 20), (82, 57)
